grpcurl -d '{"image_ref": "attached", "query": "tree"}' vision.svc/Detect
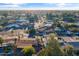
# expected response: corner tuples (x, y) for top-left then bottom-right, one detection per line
(35, 36), (42, 44)
(48, 33), (59, 48)
(22, 46), (35, 56)
(0, 37), (4, 47)
(29, 29), (36, 38)
(3, 13), (8, 18)
(38, 47), (53, 56)
(38, 33), (64, 56)
(13, 38), (17, 55)
(3, 46), (12, 56)
(63, 45), (74, 56)
(46, 13), (53, 20)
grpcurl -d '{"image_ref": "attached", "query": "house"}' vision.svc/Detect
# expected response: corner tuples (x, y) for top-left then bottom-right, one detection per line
(59, 37), (79, 50)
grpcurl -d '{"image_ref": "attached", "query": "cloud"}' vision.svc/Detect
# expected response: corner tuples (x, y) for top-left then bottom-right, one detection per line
(0, 3), (79, 10)
(0, 0), (27, 4)
(0, 4), (19, 8)
(56, 3), (66, 7)
(0, 0), (79, 4)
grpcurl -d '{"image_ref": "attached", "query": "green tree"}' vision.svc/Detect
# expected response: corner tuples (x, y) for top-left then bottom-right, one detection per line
(38, 33), (64, 56)
(38, 47), (53, 56)
(3, 13), (8, 18)
(29, 29), (36, 37)
(3, 46), (12, 55)
(0, 37), (4, 47)
(22, 46), (35, 56)
(63, 45), (74, 56)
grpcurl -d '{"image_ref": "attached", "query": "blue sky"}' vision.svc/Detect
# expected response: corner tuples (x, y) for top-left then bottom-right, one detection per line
(19, 3), (58, 8)
(0, 3), (79, 10)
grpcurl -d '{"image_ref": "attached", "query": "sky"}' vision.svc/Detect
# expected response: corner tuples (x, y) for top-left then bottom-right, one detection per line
(0, 0), (79, 10)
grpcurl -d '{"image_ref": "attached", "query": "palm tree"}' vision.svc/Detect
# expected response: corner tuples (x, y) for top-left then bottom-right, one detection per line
(12, 38), (17, 56)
